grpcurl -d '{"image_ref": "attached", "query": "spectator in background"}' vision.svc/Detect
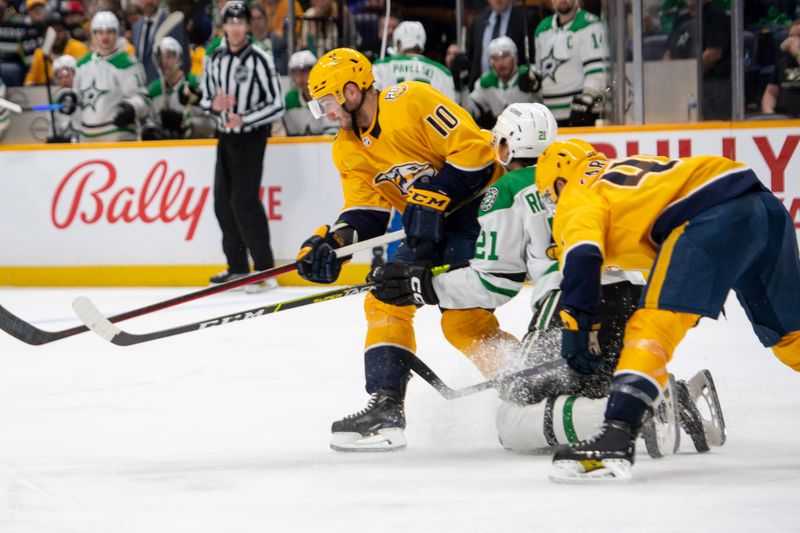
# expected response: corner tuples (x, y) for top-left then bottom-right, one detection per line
(141, 36), (212, 140)
(466, 0), (542, 88)
(72, 11), (148, 142)
(265, 0), (302, 39)
(251, 2), (288, 74)
(445, 42), (471, 105)
(467, 36), (536, 129)
(300, 0), (357, 56)
(535, 0), (609, 127)
(664, 0), (730, 120)
(0, 0), (40, 85)
(60, 1), (88, 44)
(279, 49), (338, 136)
(123, 1), (143, 50)
(185, 3), (212, 77)
(24, 0), (48, 26)
(131, 0), (190, 83)
(24, 14), (88, 86)
(376, 11), (399, 55)
(373, 21), (456, 101)
(761, 19), (800, 117)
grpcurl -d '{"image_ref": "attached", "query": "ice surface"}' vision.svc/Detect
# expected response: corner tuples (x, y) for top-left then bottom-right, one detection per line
(0, 286), (798, 532)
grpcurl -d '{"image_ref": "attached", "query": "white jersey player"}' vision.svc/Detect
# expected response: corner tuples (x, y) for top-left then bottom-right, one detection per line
(467, 37), (536, 130)
(0, 77), (10, 141)
(280, 50), (339, 136)
(142, 37), (213, 140)
(51, 54), (79, 143)
(73, 11), (147, 142)
(372, 21), (457, 102)
(534, 0), (609, 126)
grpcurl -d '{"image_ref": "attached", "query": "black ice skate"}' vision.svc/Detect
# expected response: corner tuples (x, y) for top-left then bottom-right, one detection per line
(330, 389), (407, 452)
(209, 270), (248, 285)
(550, 419), (639, 483)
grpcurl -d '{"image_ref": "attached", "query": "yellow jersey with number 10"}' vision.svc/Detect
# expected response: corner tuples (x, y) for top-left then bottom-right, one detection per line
(553, 154), (764, 272)
(331, 81), (502, 216)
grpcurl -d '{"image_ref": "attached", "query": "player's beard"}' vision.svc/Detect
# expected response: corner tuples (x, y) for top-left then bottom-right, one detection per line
(556, 0), (577, 15)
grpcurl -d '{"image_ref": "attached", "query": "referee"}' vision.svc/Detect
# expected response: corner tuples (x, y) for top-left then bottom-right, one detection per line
(201, 1), (285, 291)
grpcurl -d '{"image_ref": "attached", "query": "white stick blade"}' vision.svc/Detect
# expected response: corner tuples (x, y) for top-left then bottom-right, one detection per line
(72, 297), (122, 342)
(0, 97), (23, 114)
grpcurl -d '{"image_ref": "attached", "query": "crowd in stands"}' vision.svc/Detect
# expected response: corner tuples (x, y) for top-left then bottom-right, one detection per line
(0, 0), (798, 144)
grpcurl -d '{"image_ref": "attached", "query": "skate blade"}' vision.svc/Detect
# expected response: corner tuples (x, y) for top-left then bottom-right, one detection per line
(330, 428), (407, 452)
(549, 459), (633, 484)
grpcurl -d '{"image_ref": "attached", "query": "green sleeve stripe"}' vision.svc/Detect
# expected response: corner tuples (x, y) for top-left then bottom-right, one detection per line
(546, 103), (572, 109)
(562, 396), (580, 442)
(584, 68), (608, 75)
(477, 274), (520, 298)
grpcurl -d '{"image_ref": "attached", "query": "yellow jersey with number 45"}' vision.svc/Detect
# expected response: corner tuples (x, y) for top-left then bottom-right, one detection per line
(553, 153), (765, 273)
(331, 81), (502, 216)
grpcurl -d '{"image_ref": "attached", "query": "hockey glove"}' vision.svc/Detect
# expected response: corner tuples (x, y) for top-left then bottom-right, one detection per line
(450, 52), (470, 92)
(560, 307), (602, 375)
(56, 89), (78, 115)
(518, 66), (542, 94)
(402, 187), (450, 249)
(160, 108), (185, 133)
(178, 82), (202, 106)
(369, 262), (439, 307)
(112, 101), (136, 128)
(296, 225), (351, 284)
(569, 94), (598, 127)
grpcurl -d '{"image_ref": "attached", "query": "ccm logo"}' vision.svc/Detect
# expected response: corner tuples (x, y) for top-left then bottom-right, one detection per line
(409, 191), (449, 209)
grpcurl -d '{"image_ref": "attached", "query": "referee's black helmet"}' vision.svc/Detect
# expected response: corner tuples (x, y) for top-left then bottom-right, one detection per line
(222, 1), (251, 23)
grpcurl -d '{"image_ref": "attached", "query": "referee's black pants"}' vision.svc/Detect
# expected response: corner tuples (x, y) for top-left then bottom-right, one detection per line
(213, 126), (275, 273)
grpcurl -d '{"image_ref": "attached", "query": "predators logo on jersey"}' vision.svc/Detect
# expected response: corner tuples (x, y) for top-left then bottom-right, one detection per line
(374, 161), (436, 194)
(384, 83), (408, 100)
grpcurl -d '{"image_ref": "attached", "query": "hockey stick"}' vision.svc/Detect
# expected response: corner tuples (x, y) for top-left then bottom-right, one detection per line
(0, 229), (405, 346)
(151, 11), (185, 114)
(398, 351), (567, 400)
(41, 26), (58, 138)
(73, 283), (374, 346)
(0, 98), (62, 114)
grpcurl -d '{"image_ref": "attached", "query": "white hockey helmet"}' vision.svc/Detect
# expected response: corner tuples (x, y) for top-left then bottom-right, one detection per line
(491, 103), (558, 166)
(52, 54), (77, 73)
(157, 36), (183, 57)
(90, 10), (119, 33)
(288, 50), (317, 72)
(393, 21), (426, 53)
(488, 36), (517, 58)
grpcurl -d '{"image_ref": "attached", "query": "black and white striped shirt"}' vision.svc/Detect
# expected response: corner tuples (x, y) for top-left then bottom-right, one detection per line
(200, 40), (285, 133)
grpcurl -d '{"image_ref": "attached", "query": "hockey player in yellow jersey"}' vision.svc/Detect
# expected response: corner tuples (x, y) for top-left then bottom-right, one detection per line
(296, 48), (503, 451)
(536, 139), (800, 482)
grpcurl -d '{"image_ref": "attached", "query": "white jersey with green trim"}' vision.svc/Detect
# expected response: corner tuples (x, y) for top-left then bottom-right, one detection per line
(534, 9), (609, 121)
(73, 49), (147, 142)
(372, 54), (457, 102)
(0, 79), (10, 140)
(433, 165), (644, 313)
(433, 166), (558, 312)
(467, 66), (535, 121)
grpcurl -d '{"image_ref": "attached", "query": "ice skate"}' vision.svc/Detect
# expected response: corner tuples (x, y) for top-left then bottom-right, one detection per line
(209, 270), (248, 285)
(330, 389), (407, 452)
(244, 276), (279, 294)
(641, 375), (680, 458)
(550, 419), (638, 483)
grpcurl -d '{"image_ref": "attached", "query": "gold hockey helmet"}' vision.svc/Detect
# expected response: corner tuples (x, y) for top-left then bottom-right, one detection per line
(307, 48), (374, 118)
(536, 139), (601, 201)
